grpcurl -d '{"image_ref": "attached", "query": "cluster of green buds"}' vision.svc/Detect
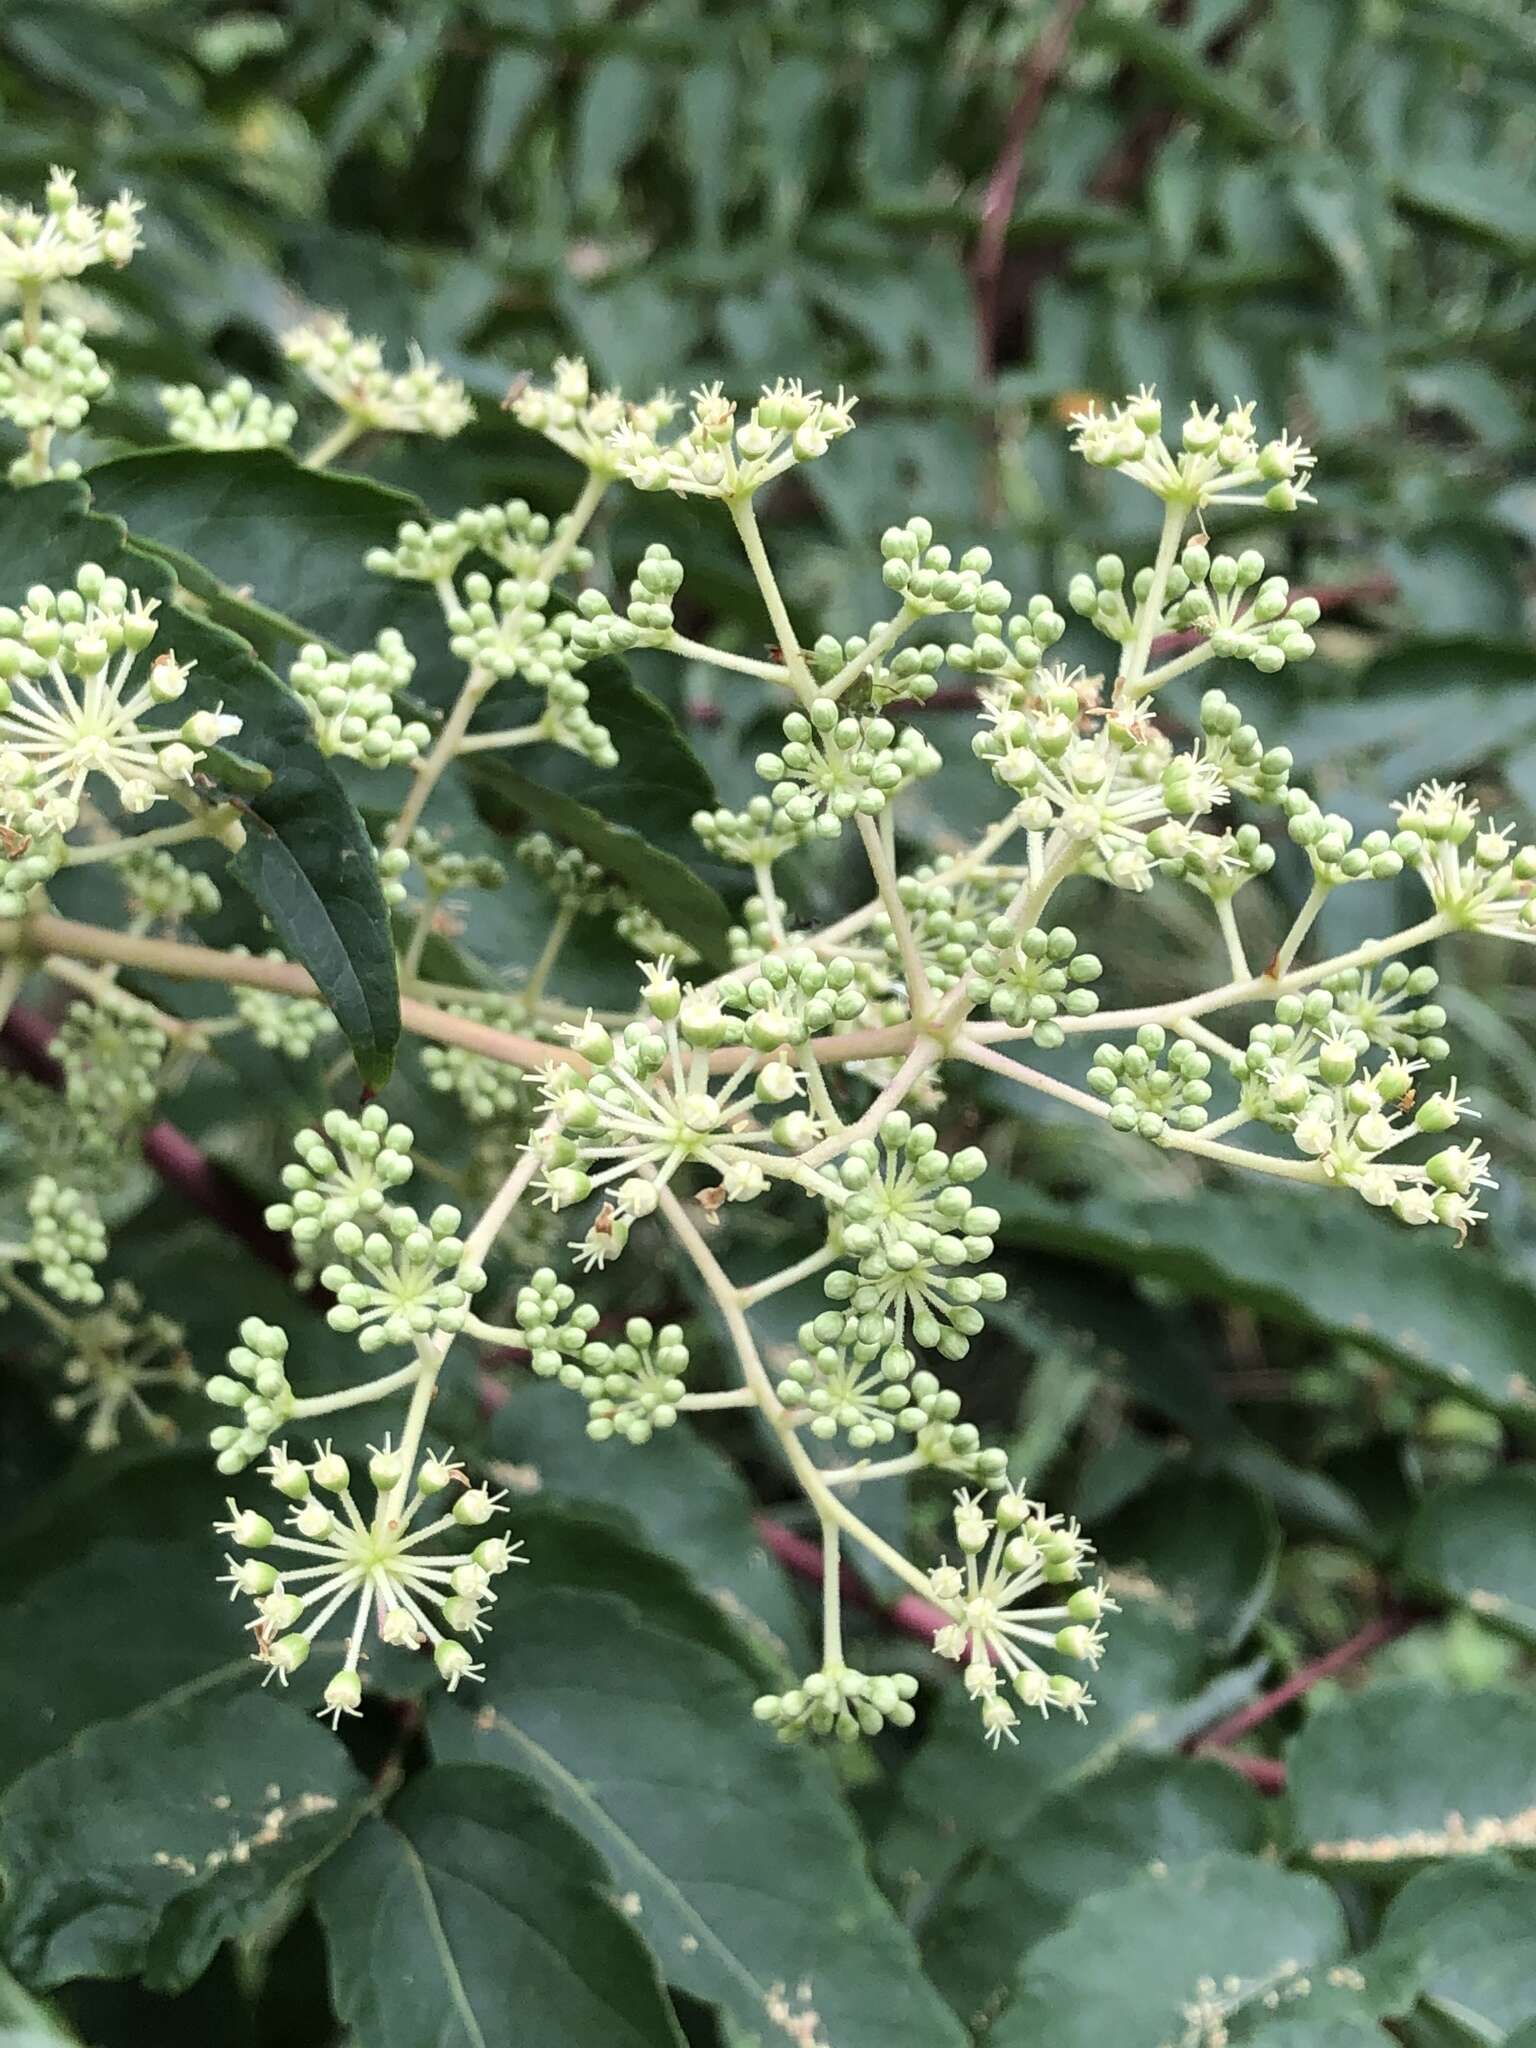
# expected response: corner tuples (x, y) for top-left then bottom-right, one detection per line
(779, 1308), (982, 1464)
(822, 1115), (1005, 1368)
(159, 377), (297, 451)
(874, 864), (1013, 998)
(754, 1667), (918, 1744)
(1087, 1027), (1213, 1136)
(230, 952), (338, 1058)
(443, 570), (617, 768)
(0, 315), (110, 481)
(0, 571), (241, 831)
(516, 830), (622, 916)
(1069, 386), (1314, 512)
(879, 518), (1010, 622)
(263, 1108), (486, 1351)
(206, 1318), (295, 1474)
(51, 1282), (194, 1451)
(512, 1266), (603, 1377)
(282, 313), (472, 439)
(568, 544), (685, 658)
(22, 1175), (108, 1304)
(217, 1439), (519, 1723)
(289, 629), (428, 767)
(56, 994), (167, 1131)
(420, 1001), (526, 1123)
(1392, 780), (1536, 941)
(0, 802), (65, 916)
(0, 167), (142, 288)
(808, 629), (946, 710)
(1283, 792), (1403, 889)
(567, 1317), (691, 1443)
(606, 377), (856, 498)
(967, 921), (1102, 1042)
(715, 948), (870, 1049)
(691, 793), (809, 868)
(506, 356), (676, 474)
(374, 497), (595, 589)
(118, 845), (222, 925)
(409, 828), (508, 901)
(948, 589), (1068, 690)
(929, 1481), (1113, 1744)
(756, 702), (941, 835)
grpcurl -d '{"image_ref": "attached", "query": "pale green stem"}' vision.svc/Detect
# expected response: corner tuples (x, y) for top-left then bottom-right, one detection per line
(1136, 640), (1217, 694)
(751, 861), (788, 947)
(454, 723), (547, 755)
(460, 1312), (531, 1349)
(1215, 896), (1250, 981)
(798, 1047), (844, 1133)
(822, 1449), (928, 1489)
(737, 1240), (840, 1307)
(675, 1388), (759, 1411)
(536, 471), (609, 582)
(929, 831), (1075, 1038)
(465, 1145), (544, 1269)
(0, 1264), (74, 1337)
(19, 282), (51, 478)
(1119, 500), (1186, 698)
(383, 1343), (445, 1524)
(857, 811), (932, 1019)
(1199, 1106), (1254, 1140)
(807, 810), (1023, 959)
(522, 901), (576, 1011)
(1175, 1014), (1243, 1063)
(959, 1034), (1329, 1185)
(727, 495), (815, 703)
(656, 1183), (936, 1604)
(301, 415), (365, 472)
(291, 1359), (426, 1418)
(822, 1518), (844, 1668)
(65, 817), (215, 867)
(798, 1036), (939, 1170)
(823, 605), (917, 703)
(664, 633), (787, 684)
(1270, 881), (1328, 977)
(389, 664), (492, 850)
(400, 891), (441, 984)
(44, 954), (192, 1037)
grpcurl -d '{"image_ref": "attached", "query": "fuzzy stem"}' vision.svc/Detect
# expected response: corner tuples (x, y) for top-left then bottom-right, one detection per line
(857, 811), (932, 1019)
(537, 471), (608, 582)
(1270, 881), (1328, 977)
(65, 817), (218, 867)
(1215, 896), (1250, 981)
(821, 1518), (844, 1667)
(291, 1360), (427, 1418)
(727, 495), (815, 703)
(737, 1240), (839, 1306)
(656, 1183), (936, 1604)
(1120, 500), (1185, 697)
(301, 416), (365, 472)
(663, 633), (787, 684)
(390, 665), (492, 849)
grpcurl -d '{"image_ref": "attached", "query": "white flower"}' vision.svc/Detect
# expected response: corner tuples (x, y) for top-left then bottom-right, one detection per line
(0, 167), (142, 289)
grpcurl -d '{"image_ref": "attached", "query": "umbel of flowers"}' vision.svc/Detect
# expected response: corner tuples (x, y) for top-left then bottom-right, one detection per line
(2, 170), (1530, 1741)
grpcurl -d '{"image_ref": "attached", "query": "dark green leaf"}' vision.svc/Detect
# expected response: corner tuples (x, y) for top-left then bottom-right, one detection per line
(427, 1520), (966, 2048)
(1285, 1681), (1536, 1878)
(1100, 1473), (1280, 1653)
(313, 1764), (685, 2048)
(1403, 1469), (1536, 1649)
(0, 1686), (366, 1994)
(1378, 1862), (1536, 2043)
(993, 1183), (1536, 1422)
(922, 1755), (1267, 2028)
(990, 1855), (1350, 2048)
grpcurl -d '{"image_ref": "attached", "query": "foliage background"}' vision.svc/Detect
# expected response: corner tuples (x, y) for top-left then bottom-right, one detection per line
(2, 1), (1536, 2044)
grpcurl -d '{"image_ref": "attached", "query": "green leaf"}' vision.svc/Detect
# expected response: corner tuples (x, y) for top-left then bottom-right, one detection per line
(876, 1596), (1220, 1900)
(488, 1382), (809, 1668)
(921, 1755), (1267, 2028)
(0, 1685), (367, 1994)
(1100, 1472), (1280, 1653)
(0, 480), (400, 1081)
(0, 1962), (80, 2045)
(86, 450), (434, 659)
(312, 1764), (685, 2048)
(993, 1182), (1536, 1422)
(1403, 1469), (1536, 1649)
(1285, 1681), (1536, 1878)
(426, 1518), (966, 2048)
(990, 1855), (1350, 2048)
(1378, 1862), (1536, 2043)
(465, 749), (733, 964)
(1396, 160), (1536, 256)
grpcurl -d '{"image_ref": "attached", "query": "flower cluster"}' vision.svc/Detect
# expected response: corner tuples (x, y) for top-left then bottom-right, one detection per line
(507, 356), (676, 474)
(0, 315), (110, 482)
(218, 1439), (520, 1723)
(50, 1282), (194, 1451)
(928, 1481), (1115, 1744)
(756, 702), (941, 834)
(443, 570), (617, 768)
(264, 1108), (487, 1349)
(282, 313), (472, 439)
(0, 167), (142, 287)
(1069, 387), (1314, 512)
(366, 495), (595, 587)
(289, 630), (428, 767)
(22, 1175), (108, 1304)
(0, 571), (240, 830)
(159, 377), (298, 451)
(607, 377), (857, 499)
(230, 953), (338, 1058)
